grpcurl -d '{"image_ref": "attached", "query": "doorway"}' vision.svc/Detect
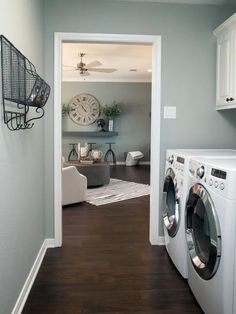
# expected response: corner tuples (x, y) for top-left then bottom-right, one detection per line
(54, 33), (162, 247)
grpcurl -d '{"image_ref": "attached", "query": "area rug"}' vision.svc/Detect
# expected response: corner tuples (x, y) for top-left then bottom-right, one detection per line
(86, 178), (150, 206)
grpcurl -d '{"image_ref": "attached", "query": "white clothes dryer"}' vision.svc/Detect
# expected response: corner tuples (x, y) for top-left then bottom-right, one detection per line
(163, 149), (236, 279)
(185, 157), (236, 314)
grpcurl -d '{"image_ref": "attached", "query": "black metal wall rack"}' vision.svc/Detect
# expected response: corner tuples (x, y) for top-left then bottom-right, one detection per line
(0, 35), (50, 131)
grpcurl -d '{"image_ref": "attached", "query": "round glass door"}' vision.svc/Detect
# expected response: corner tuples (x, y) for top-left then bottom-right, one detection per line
(163, 168), (180, 237)
(185, 183), (221, 280)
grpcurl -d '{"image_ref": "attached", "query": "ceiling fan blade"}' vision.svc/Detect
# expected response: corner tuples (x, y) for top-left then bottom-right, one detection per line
(88, 68), (117, 73)
(63, 69), (77, 72)
(86, 60), (102, 68)
(62, 64), (76, 69)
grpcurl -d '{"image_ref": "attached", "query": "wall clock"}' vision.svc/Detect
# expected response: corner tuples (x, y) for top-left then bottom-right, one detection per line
(68, 93), (100, 125)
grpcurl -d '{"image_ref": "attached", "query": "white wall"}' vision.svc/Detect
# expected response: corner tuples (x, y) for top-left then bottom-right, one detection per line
(0, 0), (45, 312)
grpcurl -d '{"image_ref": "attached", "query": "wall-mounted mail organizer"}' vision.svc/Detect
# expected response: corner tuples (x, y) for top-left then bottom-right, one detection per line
(0, 35), (51, 131)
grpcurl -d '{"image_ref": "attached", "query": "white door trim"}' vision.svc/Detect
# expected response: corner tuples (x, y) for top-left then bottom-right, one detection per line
(54, 32), (162, 247)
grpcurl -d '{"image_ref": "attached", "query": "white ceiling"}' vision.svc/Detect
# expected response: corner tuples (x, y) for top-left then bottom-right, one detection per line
(107, 0), (234, 4)
(62, 43), (152, 82)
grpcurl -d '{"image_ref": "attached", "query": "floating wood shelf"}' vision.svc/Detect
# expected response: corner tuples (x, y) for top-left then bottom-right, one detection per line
(63, 131), (119, 137)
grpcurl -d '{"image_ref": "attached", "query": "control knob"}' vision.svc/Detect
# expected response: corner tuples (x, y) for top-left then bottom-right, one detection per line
(167, 155), (174, 164)
(196, 166), (205, 179)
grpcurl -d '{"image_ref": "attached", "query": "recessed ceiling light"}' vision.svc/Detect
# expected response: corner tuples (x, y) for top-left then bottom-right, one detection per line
(129, 69), (137, 72)
(147, 69), (152, 73)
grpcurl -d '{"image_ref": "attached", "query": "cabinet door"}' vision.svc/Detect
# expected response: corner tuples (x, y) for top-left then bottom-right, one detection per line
(230, 29), (236, 106)
(216, 34), (231, 107)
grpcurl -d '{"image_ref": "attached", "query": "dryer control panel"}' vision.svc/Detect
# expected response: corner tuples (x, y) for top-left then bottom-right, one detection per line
(166, 154), (185, 188)
(166, 154), (185, 173)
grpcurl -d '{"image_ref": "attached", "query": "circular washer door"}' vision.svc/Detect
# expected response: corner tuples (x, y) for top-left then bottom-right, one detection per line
(163, 168), (180, 237)
(185, 183), (221, 280)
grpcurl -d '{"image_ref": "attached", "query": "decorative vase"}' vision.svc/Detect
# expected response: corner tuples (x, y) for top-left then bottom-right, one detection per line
(91, 150), (103, 162)
(108, 119), (113, 132)
(80, 143), (89, 160)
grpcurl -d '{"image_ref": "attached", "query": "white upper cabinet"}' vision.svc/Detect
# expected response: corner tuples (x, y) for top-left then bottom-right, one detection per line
(214, 14), (236, 110)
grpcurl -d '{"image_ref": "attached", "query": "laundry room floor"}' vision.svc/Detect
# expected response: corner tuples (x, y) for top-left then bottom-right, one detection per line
(22, 166), (203, 314)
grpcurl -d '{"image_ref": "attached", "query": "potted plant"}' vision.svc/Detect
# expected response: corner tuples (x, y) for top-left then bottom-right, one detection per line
(62, 103), (71, 131)
(102, 101), (122, 132)
(62, 103), (69, 117)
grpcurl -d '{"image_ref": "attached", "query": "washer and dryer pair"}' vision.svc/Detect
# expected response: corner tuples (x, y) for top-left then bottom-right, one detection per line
(163, 149), (236, 314)
(163, 149), (236, 278)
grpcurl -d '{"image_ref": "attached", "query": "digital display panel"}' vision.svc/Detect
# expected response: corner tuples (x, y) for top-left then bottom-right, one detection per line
(211, 168), (227, 180)
(177, 156), (185, 164)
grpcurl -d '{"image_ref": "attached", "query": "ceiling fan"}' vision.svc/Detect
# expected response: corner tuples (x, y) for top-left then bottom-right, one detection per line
(63, 53), (117, 76)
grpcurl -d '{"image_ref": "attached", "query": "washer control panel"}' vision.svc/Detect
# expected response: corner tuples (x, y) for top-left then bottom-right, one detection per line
(196, 166), (205, 178)
(189, 159), (228, 194)
(206, 176), (225, 191)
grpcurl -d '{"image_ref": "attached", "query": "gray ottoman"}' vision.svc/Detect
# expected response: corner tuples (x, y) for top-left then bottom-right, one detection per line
(65, 161), (110, 187)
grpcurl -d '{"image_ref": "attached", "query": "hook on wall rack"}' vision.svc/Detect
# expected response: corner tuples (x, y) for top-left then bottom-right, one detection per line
(0, 35), (51, 131)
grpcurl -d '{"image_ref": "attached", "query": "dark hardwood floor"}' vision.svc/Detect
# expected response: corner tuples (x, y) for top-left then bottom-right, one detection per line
(110, 165), (150, 184)
(23, 165), (202, 314)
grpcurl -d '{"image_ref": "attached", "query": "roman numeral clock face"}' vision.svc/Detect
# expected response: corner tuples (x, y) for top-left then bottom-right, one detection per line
(68, 94), (100, 125)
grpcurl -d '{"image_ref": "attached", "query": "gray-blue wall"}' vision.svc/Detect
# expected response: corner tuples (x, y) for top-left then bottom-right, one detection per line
(0, 0), (45, 313)
(62, 82), (151, 161)
(43, 0), (236, 237)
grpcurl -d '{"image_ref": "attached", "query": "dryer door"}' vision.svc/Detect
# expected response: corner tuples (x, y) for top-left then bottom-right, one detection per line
(163, 168), (180, 237)
(185, 183), (221, 280)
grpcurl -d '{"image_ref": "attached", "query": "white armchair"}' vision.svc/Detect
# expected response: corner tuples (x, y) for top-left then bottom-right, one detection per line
(62, 166), (87, 206)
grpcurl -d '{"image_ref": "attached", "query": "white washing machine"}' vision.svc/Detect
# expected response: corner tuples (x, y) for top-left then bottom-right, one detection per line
(163, 149), (236, 279)
(185, 157), (236, 314)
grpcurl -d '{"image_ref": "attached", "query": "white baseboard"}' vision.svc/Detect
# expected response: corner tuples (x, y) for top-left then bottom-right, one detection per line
(115, 161), (150, 165)
(149, 236), (165, 246)
(46, 238), (56, 248)
(12, 238), (55, 314)
(157, 236), (165, 245)
(140, 161), (150, 165)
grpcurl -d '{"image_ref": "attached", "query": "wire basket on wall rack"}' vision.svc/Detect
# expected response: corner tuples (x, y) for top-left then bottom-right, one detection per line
(0, 35), (51, 131)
